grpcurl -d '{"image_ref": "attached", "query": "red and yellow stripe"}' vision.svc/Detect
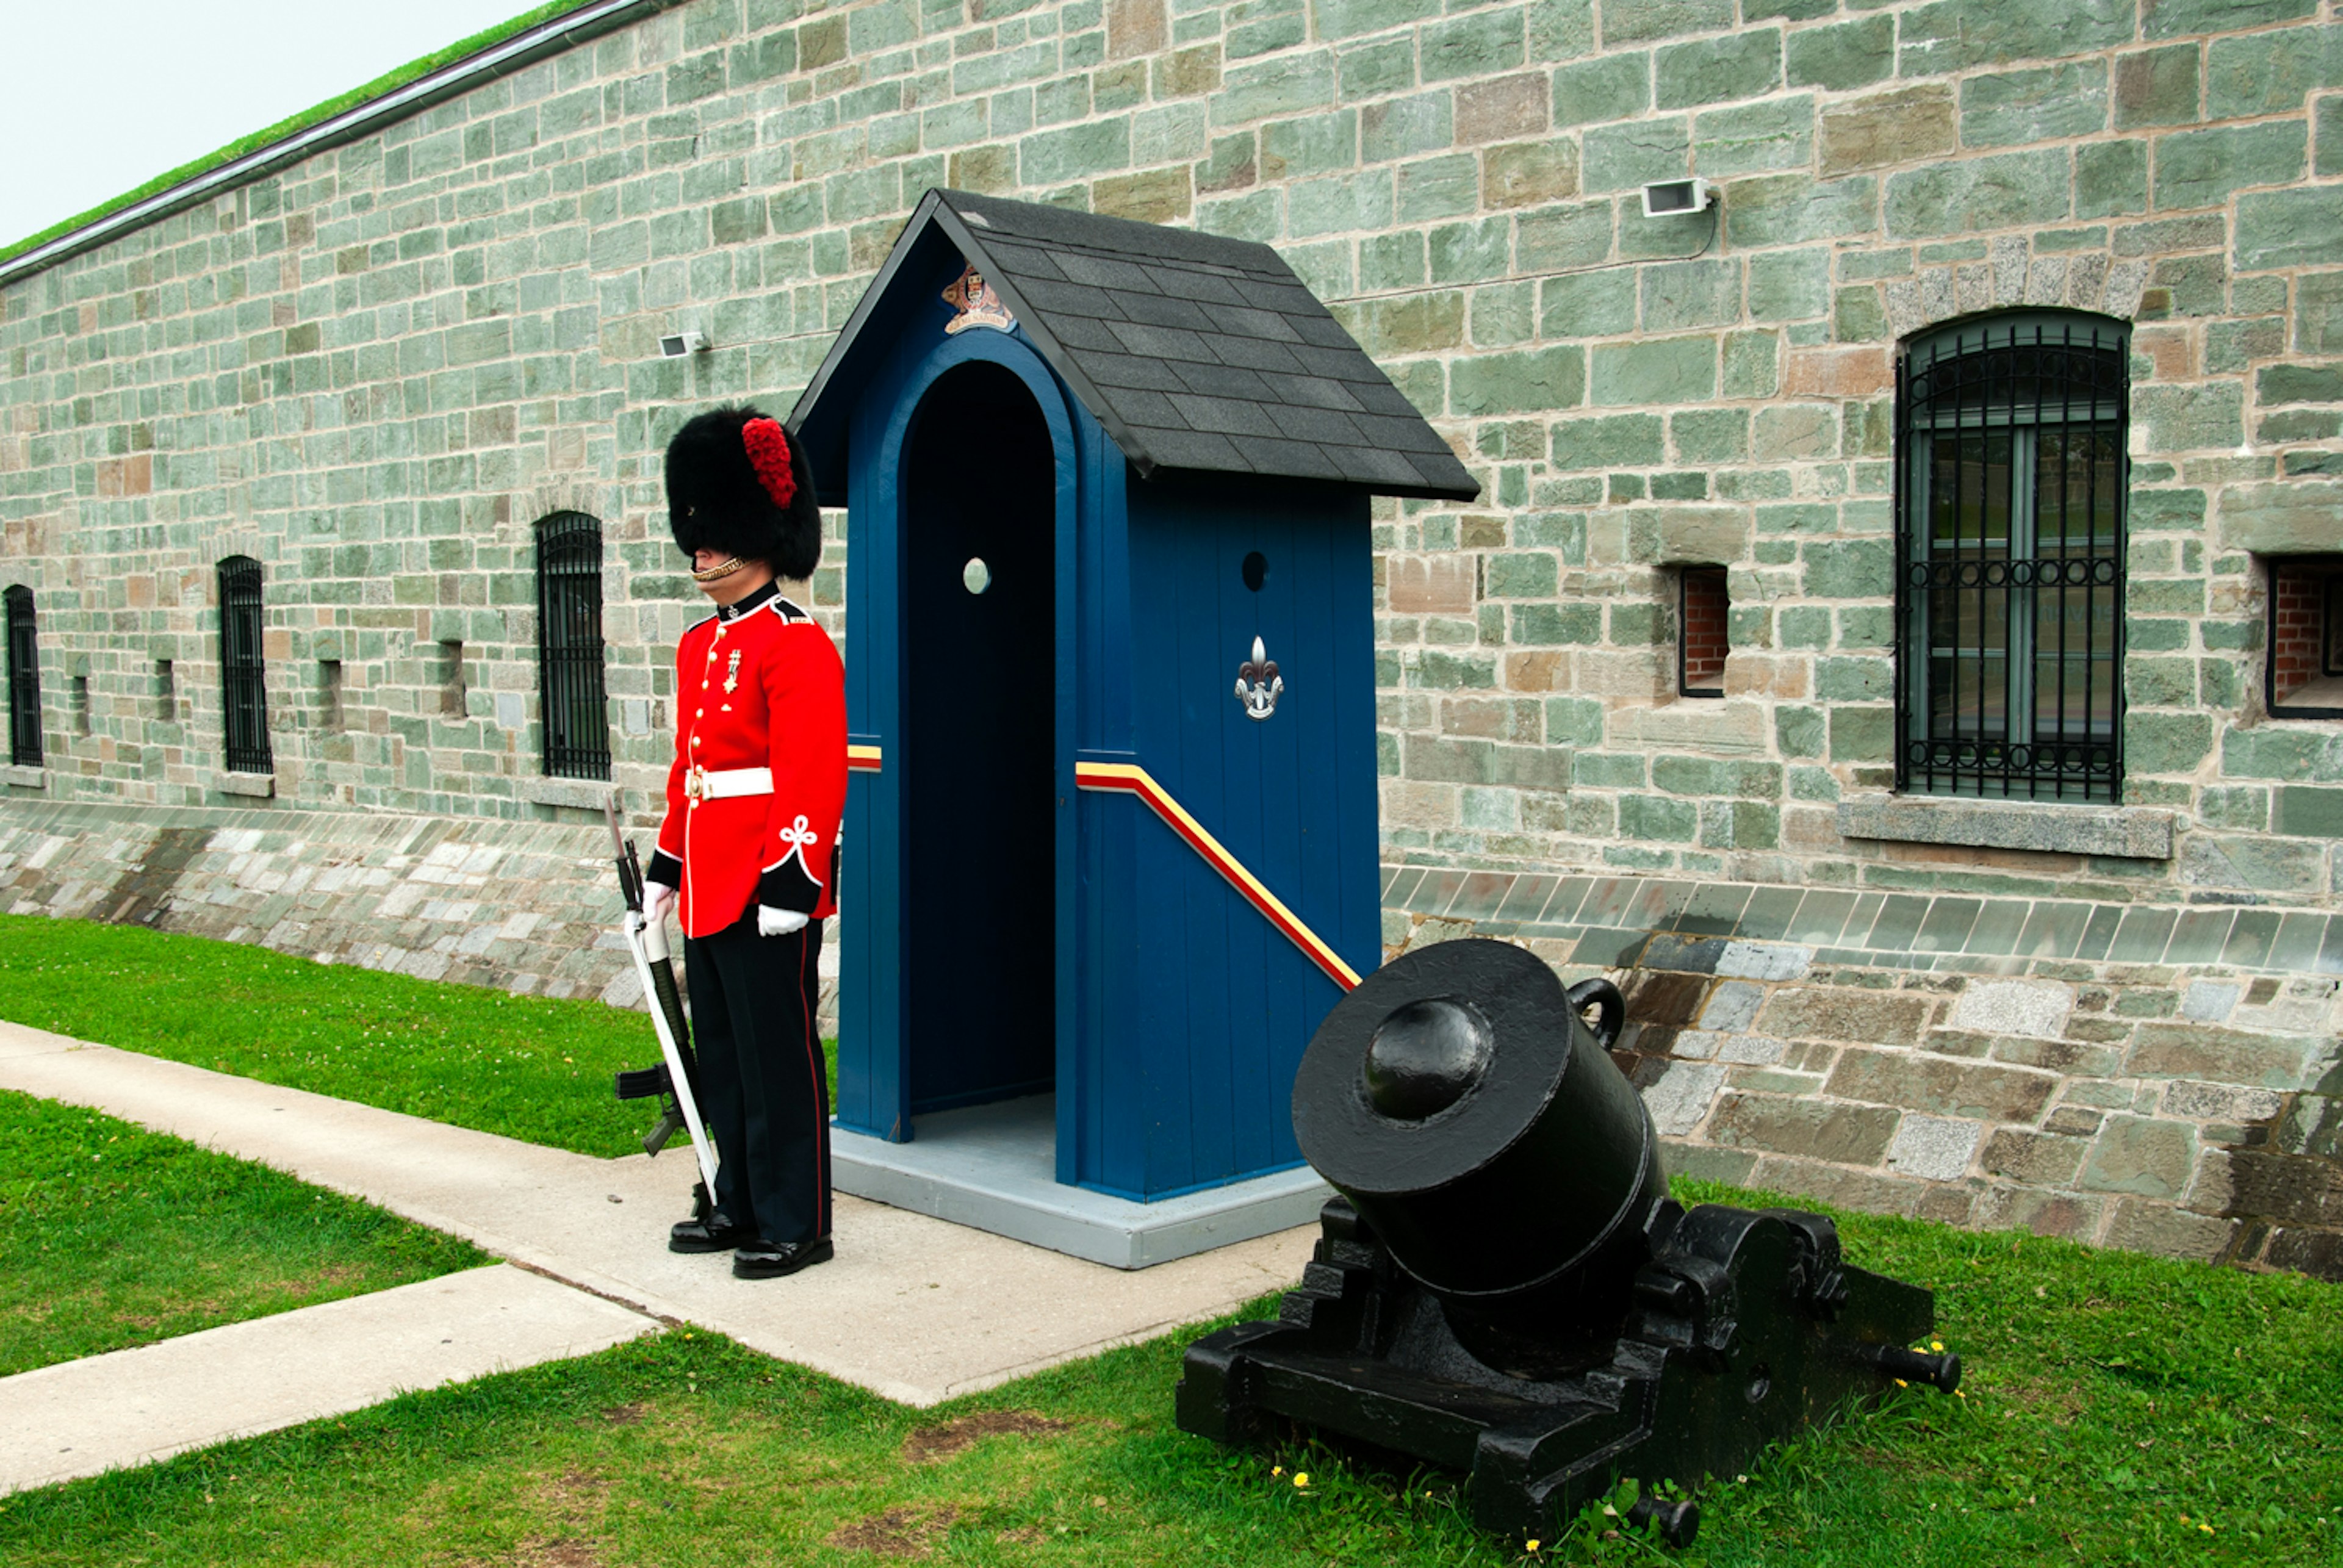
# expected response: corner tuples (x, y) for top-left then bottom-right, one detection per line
(1076, 760), (1360, 990)
(847, 744), (883, 772)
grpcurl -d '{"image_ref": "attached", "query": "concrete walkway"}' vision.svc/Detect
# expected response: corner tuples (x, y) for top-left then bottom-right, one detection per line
(0, 1019), (1314, 1490)
(0, 1265), (655, 1495)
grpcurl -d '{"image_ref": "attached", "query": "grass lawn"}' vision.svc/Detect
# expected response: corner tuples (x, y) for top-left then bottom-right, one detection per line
(1, 1181), (2337, 1566)
(0, 914), (838, 1160)
(0, 1089), (488, 1376)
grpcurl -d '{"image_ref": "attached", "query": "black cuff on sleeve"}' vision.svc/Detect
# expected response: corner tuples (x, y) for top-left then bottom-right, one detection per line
(644, 849), (683, 890)
(758, 857), (823, 915)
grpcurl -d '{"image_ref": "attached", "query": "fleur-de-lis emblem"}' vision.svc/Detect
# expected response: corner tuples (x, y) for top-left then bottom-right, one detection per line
(722, 649), (742, 694)
(1234, 636), (1283, 721)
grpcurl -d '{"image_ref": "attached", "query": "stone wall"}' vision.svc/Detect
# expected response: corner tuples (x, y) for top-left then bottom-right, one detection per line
(9, 0), (2343, 1268)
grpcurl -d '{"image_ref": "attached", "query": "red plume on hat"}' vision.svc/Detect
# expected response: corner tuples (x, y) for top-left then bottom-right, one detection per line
(665, 405), (821, 578)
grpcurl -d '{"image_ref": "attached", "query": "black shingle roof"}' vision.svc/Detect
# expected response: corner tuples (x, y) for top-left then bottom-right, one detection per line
(789, 189), (1480, 503)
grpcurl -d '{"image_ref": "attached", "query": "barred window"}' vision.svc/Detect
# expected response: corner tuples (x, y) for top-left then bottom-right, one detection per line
(5, 585), (38, 768)
(218, 556), (272, 774)
(1896, 314), (2127, 802)
(536, 512), (610, 781)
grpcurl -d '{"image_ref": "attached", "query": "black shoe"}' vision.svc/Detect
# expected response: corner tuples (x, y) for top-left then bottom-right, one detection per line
(669, 1211), (754, 1253)
(732, 1236), (834, 1279)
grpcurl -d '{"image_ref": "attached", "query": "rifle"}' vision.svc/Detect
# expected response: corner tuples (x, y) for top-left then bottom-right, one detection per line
(605, 797), (721, 1206)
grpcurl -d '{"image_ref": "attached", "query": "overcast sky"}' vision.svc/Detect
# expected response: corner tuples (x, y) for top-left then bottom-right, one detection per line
(2, 0), (550, 246)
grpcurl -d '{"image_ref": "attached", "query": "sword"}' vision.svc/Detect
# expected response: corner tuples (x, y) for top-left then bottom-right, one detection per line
(605, 796), (720, 1204)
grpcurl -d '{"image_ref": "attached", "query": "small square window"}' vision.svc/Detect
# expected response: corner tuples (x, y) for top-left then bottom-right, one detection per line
(1678, 566), (1728, 699)
(2268, 556), (2343, 717)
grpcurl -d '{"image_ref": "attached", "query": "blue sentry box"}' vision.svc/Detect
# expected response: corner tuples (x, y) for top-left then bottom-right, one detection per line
(791, 190), (1476, 1208)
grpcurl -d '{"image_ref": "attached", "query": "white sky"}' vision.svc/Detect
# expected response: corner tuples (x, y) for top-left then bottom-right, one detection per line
(1, 0), (552, 246)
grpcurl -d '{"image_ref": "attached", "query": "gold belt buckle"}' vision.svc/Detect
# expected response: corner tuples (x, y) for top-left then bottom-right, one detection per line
(685, 764), (707, 802)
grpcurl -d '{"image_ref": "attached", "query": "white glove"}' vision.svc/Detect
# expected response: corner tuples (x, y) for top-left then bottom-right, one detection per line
(642, 882), (677, 929)
(758, 905), (810, 937)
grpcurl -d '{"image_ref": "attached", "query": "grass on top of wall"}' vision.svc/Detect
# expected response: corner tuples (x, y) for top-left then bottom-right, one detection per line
(0, 1088), (487, 1377)
(1, 1182), (2338, 1566)
(0, 913), (794, 1159)
(0, 2), (588, 266)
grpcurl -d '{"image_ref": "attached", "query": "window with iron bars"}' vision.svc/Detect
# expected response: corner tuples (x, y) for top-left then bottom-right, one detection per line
(5, 584), (38, 768)
(217, 556), (272, 774)
(1895, 313), (2127, 802)
(537, 512), (611, 782)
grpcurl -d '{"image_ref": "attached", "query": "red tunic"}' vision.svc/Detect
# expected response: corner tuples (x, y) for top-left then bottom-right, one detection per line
(644, 590), (847, 940)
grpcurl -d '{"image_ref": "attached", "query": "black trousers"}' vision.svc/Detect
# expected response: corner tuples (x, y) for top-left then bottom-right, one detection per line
(682, 909), (830, 1245)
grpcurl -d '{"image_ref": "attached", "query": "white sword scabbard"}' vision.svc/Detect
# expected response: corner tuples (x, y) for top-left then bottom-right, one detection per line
(624, 909), (720, 1198)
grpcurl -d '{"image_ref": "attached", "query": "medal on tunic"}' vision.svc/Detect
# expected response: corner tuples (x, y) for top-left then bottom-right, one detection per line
(723, 650), (742, 694)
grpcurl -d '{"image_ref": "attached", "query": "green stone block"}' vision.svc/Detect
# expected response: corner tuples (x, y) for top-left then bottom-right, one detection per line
(1288, 169), (1395, 235)
(1339, 38), (1417, 99)
(1829, 704), (1892, 764)
(1899, 0), (2134, 77)
(1486, 551), (1560, 597)
(1264, 111), (1361, 179)
(1585, 117), (1690, 192)
(1787, 15), (1892, 91)
(1422, 9), (1527, 83)
(1655, 27), (1781, 110)
(2129, 577), (2206, 616)
(2296, 271), (2343, 352)
(1721, 329), (1778, 399)
(1885, 149), (2070, 238)
(1650, 471), (1708, 500)
(1549, 412), (1665, 469)
(1451, 345), (1588, 414)
(1591, 335), (1716, 406)
(2199, 658), (2244, 710)
(1779, 605), (1832, 650)
(1748, 248), (1829, 322)
(2156, 121), (2307, 214)
(1672, 407), (1747, 462)
(1776, 704), (1826, 757)
(2127, 487), (2208, 531)
(1620, 793), (1700, 841)
(2319, 95), (2343, 178)
(1229, 12), (1308, 57)
(2259, 364), (2343, 405)
(2268, 778), (2343, 829)
(1527, 0), (1595, 59)
(2117, 45), (2200, 131)
(2066, 139), (2146, 220)
(1711, 801), (1781, 849)
(1602, 0), (1729, 44)
(1020, 120), (1131, 183)
(1540, 268), (1638, 335)
(1552, 54), (1650, 128)
(1641, 258), (1740, 332)
(2262, 409), (2343, 442)
(1576, 750), (1648, 788)
(1655, 755), (1783, 796)
(2128, 711), (2214, 775)
(1802, 537), (1891, 599)
(1757, 502), (1836, 534)
(1516, 200), (1614, 268)
(1215, 49), (1338, 124)
(1415, 649), (1500, 689)
(2206, 26), (2343, 121)
(2125, 618), (2189, 652)
(1546, 694), (1606, 746)
(2134, 383), (2245, 450)
(1695, 95), (1813, 176)
(1814, 655), (1890, 702)
(2197, 785), (2270, 830)
(2206, 317), (2286, 375)
(2126, 656), (2195, 707)
(1610, 472), (1649, 503)
(1724, 173), (1877, 248)
(1361, 230), (1428, 290)
(2145, 0), (2313, 41)
(1611, 602), (1668, 643)
(1362, 93), (1451, 163)
(1397, 154), (1481, 220)
(1513, 601), (1605, 642)
(1960, 62), (2108, 148)
(2201, 618), (2263, 653)
(1313, 0), (1442, 41)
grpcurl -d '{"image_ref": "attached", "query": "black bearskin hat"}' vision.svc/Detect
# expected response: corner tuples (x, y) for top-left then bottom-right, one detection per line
(664, 404), (822, 579)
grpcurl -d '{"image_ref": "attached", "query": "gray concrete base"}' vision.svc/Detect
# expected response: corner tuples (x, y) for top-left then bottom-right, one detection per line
(833, 1095), (1333, 1270)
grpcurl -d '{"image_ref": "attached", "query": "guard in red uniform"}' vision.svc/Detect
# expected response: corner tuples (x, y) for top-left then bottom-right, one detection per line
(641, 405), (846, 1280)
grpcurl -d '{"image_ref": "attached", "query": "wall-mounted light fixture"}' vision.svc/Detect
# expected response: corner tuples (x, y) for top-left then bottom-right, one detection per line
(658, 329), (708, 357)
(1641, 178), (1715, 219)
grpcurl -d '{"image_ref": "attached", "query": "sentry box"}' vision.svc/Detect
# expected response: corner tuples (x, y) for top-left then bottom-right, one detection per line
(788, 190), (1477, 1265)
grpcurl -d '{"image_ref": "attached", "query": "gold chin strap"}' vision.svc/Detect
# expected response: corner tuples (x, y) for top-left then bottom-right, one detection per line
(691, 556), (746, 583)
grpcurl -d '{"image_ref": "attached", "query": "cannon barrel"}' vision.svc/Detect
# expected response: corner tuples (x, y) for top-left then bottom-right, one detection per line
(1292, 938), (1658, 1325)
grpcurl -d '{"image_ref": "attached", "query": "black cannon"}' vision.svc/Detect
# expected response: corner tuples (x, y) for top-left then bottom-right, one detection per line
(1176, 940), (1956, 1547)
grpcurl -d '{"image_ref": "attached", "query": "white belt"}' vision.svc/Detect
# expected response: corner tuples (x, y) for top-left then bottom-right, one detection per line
(685, 765), (772, 801)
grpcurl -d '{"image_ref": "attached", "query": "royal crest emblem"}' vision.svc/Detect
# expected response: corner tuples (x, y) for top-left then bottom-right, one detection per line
(942, 262), (1015, 334)
(1234, 636), (1283, 721)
